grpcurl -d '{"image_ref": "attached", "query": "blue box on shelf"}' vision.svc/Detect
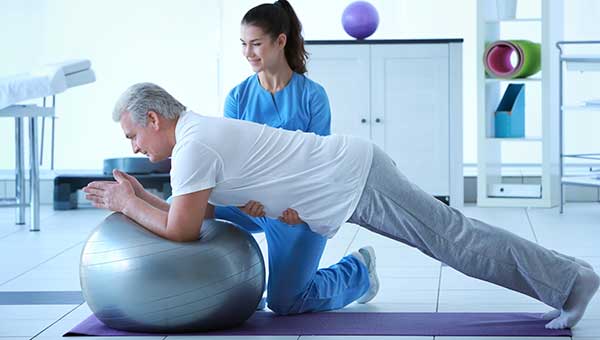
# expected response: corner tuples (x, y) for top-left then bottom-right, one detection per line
(495, 83), (525, 138)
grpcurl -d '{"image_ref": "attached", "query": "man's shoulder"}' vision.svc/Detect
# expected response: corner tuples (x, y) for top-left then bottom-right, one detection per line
(181, 111), (224, 124)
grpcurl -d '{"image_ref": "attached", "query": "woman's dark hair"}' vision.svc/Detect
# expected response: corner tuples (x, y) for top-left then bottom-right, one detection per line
(242, 0), (308, 74)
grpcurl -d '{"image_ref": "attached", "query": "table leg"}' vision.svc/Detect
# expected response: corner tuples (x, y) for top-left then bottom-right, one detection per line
(15, 117), (26, 225)
(29, 116), (40, 231)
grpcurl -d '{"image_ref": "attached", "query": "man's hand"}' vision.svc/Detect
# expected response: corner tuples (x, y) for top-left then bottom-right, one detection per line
(111, 169), (169, 212)
(279, 208), (304, 225)
(113, 169), (145, 197)
(83, 169), (136, 212)
(240, 200), (265, 217)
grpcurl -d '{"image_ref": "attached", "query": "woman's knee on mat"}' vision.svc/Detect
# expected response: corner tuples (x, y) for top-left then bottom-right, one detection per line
(267, 294), (304, 315)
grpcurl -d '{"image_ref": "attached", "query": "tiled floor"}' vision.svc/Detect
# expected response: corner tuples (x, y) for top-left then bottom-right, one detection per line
(0, 203), (599, 339)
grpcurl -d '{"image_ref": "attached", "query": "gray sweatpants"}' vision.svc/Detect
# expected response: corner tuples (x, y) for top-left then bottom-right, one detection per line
(348, 145), (579, 309)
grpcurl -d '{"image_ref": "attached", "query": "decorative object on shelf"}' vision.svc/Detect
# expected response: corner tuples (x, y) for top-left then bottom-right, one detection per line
(341, 1), (379, 40)
(495, 83), (525, 138)
(496, 0), (518, 20)
(484, 40), (541, 79)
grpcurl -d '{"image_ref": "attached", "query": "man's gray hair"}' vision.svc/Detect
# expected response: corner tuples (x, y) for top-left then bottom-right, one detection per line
(112, 82), (187, 125)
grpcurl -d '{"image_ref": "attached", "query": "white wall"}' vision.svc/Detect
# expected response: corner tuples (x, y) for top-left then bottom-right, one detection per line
(0, 0), (45, 170)
(0, 0), (598, 171)
(562, 1), (600, 165)
(1, 0), (220, 170)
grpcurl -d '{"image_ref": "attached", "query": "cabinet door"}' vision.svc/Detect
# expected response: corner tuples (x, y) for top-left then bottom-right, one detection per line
(371, 44), (450, 196)
(305, 44), (370, 140)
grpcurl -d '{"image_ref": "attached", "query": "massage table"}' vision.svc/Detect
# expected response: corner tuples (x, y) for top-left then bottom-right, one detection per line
(0, 59), (95, 231)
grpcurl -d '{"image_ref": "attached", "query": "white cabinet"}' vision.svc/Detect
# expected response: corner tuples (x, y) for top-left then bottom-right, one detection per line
(306, 40), (463, 207)
(305, 44), (371, 140)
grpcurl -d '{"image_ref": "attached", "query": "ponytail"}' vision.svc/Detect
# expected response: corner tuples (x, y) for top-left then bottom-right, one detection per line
(242, 0), (308, 74)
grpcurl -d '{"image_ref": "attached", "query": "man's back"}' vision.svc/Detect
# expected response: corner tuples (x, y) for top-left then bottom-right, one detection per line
(171, 111), (373, 237)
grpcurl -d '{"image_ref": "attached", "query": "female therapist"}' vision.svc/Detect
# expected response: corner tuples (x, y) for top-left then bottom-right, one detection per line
(214, 0), (378, 315)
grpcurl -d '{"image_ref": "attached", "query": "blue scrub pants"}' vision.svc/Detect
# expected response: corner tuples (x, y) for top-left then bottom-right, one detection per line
(214, 206), (370, 315)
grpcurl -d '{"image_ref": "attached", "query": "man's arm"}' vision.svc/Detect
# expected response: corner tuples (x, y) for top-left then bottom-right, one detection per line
(205, 203), (215, 219)
(84, 170), (213, 242)
(115, 170), (170, 212)
(123, 188), (212, 242)
(139, 190), (170, 212)
(116, 170), (215, 217)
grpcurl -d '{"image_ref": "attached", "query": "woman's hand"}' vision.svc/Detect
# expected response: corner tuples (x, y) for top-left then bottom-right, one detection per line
(83, 169), (136, 212)
(240, 200), (265, 217)
(279, 208), (304, 225)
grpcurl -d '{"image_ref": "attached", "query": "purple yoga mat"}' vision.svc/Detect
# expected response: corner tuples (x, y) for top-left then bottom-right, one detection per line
(64, 311), (571, 337)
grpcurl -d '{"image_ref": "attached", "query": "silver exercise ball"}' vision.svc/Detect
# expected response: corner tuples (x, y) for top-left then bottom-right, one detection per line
(79, 213), (265, 332)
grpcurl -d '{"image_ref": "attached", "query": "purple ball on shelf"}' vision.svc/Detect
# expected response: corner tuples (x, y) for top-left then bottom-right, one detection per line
(342, 1), (380, 40)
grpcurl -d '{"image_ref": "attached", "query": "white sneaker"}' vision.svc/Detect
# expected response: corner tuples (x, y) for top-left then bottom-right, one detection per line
(353, 245), (380, 304)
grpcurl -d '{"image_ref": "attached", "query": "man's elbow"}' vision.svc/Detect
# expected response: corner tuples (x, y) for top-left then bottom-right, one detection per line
(166, 231), (198, 243)
(165, 224), (200, 243)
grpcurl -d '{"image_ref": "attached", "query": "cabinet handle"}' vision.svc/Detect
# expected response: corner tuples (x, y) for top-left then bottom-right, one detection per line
(375, 118), (381, 123)
(361, 118), (367, 123)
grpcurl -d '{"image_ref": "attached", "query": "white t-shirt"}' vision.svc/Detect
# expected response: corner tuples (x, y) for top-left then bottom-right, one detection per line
(170, 111), (373, 238)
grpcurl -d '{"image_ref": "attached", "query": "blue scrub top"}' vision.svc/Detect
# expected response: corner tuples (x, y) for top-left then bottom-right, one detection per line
(224, 72), (331, 136)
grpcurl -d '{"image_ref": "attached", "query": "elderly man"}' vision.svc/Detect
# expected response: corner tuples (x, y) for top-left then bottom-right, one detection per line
(85, 82), (598, 329)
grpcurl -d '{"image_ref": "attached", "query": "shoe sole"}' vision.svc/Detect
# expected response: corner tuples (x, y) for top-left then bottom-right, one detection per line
(358, 246), (380, 303)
